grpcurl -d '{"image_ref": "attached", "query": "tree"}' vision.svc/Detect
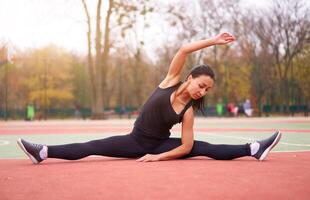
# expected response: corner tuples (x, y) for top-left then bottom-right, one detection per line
(81, 0), (112, 118)
(81, 0), (153, 118)
(18, 46), (75, 119)
(254, 0), (310, 106)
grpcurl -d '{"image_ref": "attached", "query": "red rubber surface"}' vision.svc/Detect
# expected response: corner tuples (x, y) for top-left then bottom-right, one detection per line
(1, 152), (309, 200)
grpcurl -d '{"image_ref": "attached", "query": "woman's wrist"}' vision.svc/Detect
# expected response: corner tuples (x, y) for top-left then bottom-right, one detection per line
(206, 37), (217, 46)
(157, 149), (188, 161)
(158, 153), (168, 161)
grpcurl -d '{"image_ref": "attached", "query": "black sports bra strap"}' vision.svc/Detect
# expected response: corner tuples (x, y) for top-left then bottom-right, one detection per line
(180, 100), (193, 116)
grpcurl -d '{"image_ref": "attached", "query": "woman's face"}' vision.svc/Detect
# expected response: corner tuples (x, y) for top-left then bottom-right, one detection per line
(187, 75), (214, 100)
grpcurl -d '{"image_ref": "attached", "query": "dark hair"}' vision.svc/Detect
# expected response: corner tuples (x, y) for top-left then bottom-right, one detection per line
(185, 64), (215, 115)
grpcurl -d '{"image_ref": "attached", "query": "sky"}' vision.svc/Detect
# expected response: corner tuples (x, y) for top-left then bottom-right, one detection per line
(0, 0), (268, 56)
(0, 0), (93, 54)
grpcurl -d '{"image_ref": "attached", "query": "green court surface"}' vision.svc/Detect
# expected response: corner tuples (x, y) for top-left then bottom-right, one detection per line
(1, 117), (310, 159)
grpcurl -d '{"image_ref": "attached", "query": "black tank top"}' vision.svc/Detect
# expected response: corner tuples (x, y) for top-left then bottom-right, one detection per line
(133, 82), (193, 140)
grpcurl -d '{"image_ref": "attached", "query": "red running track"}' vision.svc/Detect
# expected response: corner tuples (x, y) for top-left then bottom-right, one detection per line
(0, 152), (310, 200)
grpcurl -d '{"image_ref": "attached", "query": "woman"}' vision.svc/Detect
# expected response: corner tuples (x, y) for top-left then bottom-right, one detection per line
(17, 32), (281, 164)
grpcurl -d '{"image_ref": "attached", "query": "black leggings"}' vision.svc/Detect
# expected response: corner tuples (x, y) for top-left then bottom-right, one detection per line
(48, 134), (251, 160)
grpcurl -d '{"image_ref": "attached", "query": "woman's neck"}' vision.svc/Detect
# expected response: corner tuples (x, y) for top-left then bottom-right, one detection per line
(175, 82), (192, 105)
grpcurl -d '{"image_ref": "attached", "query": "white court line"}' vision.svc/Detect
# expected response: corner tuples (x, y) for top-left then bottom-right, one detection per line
(279, 142), (310, 147)
(203, 132), (253, 141)
(201, 132), (310, 147)
(273, 150), (310, 153)
(0, 140), (10, 146)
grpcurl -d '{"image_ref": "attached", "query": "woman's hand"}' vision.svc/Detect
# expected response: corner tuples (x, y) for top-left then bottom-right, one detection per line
(136, 154), (162, 162)
(213, 32), (236, 45)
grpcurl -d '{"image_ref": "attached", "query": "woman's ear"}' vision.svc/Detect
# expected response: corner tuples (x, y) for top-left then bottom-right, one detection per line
(187, 75), (193, 81)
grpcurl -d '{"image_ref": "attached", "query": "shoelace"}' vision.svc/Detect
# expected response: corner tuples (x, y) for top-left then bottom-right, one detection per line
(31, 143), (43, 149)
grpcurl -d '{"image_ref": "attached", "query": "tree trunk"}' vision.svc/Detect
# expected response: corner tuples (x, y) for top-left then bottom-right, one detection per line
(101, 0), (113, 109)
(81, 0), (97, 114)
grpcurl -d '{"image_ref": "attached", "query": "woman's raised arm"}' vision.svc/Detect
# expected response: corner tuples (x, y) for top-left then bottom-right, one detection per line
(159, 32), (235, 88)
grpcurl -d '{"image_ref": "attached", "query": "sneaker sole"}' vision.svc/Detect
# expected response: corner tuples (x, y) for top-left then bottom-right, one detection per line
(17, 139), (39, 164)
(259, 131), (282, 161)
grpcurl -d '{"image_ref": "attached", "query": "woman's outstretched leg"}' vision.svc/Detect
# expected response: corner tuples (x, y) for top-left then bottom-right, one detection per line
(17, 134), (147, 164)
(152, 138), (251, 160)
(48, 134), (147, 160)
(185, 141), (251, 160)
(152, 131), (281, 161)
